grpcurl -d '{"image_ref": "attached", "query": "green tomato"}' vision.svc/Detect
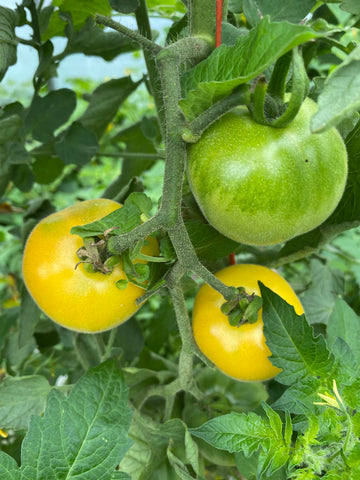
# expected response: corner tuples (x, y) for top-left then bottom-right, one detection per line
(187, 98), (348, 246)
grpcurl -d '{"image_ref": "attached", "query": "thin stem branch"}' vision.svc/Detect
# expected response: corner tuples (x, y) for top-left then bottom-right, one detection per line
(167, 278), (203, 397)
(95, 151), (164, 160)
(135, 0), (166, 138)
(101, 328), (117, 362)
(167, 219), (235, 300)
(27, 0), (41, 46)
(107, 213), (165, 254)
(16, 36), (39, 47)
(182, 85), (251, 143)
(95, 14), (162, 56)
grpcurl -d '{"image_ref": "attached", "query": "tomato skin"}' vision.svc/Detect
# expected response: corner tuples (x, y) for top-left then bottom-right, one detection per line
(192, 264), (304, 382)
(22, 199), (158, 333)
(187, 98), (348, 246)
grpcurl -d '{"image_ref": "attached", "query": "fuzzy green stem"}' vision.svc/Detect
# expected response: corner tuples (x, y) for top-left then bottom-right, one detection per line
(27, 0), (41, 46)
(73, 334), (90, 370)
(156, 52), (187, 226)
(135, 0), (166, 138)
(189, 0), (216, 46)
(167, 220), (236, 301)
(182, 85), (251, 143)
(101, 328), (117, 362)
(95, 151), (164, 160)
(94, 14), (162, 55)
(271, 48), (309, 127)
(107, 213), (164, 254)
(250, 76), (268, 125)
(267, 51), (292, 100)
(93, 334), (106, 360)
(167, 278), (203, 397)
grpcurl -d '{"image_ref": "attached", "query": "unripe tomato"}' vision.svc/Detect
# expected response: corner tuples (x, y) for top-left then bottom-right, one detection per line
(22, 199), (158, 333)
(187, 98), (348, 246)
(192, 264), (304, 382)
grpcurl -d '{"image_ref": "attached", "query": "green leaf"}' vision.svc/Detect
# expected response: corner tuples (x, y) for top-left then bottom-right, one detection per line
(260, 283), (334, 385)
(43, 0), (112, 40)
(245, 0), (316, 25)
(339, 0), (360, 15)
(34, 40), (57, 84)
(65, 17), (139, 60)
(166, 448), (196, 480)
(191, 409), (289, 478)
(0, 308), (17, 355)
(190, 411), (271, 455)
(0, 375), (52, 431)
(71, 202), (140, 238)
(0, 451), (20, 480)
(185, 220), (240, 260)
(125, 192), (153, 217)
(311, 46), (360, 132)
(25, 89), (77, 143)
(273, 380), (320, 414)
(180, 17), (322, 120)
(0, 7), (17, 81)
(327, 299), (360, 366)
(300, 259), (343, 325)
(104, 120), (161, 200)
(10, 164), (34, 192)
(326, 119), (360, 226)
(109, 0), (139, 14)
(0, 115), (22, 144)
(18, 286), (40, 349)
(331, 337), (360, 383)
(120, 413), (186, 480)
(80, 77), (140, 139)
(7, 142), (31, 165)
(111, 473), (131, 480)
(243, 0), (316, 25)
(55, 121), (99, 166)
(20, 360), (133, 480)
(32, 155), (65, 184)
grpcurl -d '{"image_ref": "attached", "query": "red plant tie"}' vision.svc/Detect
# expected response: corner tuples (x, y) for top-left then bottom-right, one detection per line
(216, 0), (224, 48)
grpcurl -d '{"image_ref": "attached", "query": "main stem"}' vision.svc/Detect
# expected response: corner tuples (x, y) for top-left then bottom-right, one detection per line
(156, 51), (187, 226)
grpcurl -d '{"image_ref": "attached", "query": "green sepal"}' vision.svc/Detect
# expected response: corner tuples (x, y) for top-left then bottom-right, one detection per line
(242, 296), (263, 324)
(104, 255), (121, 270)
(133, 263), (150, 282)
(228, 308), (244, 327)
(116, 279), (128, 290)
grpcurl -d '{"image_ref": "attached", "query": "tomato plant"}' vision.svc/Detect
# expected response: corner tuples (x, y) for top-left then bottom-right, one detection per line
(187, 97), (348, 246)
(22, 199), (158, 333)
(1, 1), (360, 479)
(192, 264), (304, 382)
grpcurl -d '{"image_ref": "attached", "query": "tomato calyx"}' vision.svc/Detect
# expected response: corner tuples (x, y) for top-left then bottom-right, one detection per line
(249, 47), (309, 128)
(75, 236), (120, 275)
(220, 287), (262, 326)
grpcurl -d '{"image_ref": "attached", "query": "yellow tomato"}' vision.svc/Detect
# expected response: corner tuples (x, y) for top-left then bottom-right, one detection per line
(192, 264), (304, 382)
(22, 199), (158, 333)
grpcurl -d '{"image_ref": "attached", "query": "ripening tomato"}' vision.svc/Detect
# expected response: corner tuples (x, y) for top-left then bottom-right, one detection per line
(192, 264), (304, 382)
(187, 97), (348, 246)
(22, 199), (158, 333)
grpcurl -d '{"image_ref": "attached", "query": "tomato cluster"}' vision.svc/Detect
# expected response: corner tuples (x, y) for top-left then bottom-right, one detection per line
(22, 96), (347, 384)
